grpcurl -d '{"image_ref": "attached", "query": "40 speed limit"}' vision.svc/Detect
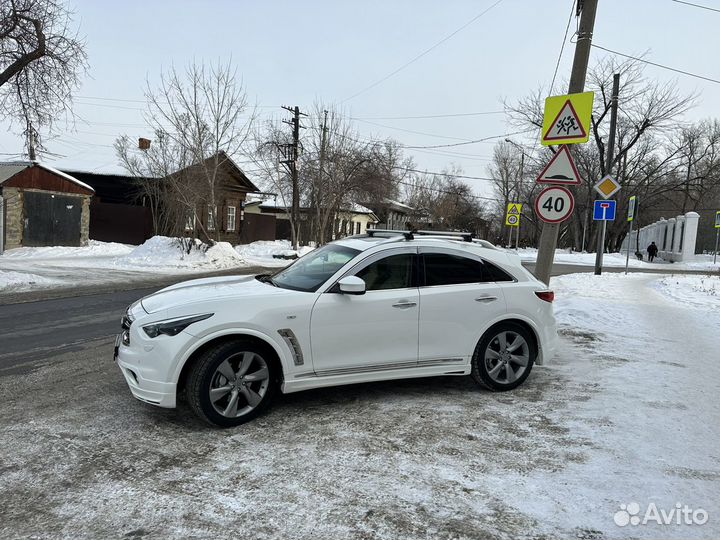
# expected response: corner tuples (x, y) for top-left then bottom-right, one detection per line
(534, 186), (575, 223)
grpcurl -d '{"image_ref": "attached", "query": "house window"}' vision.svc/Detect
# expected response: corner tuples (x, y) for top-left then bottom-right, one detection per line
(208, 206), (217, 231)
(227, 206), (237, 232)
(185, 212), (196, 231)
(356, 222), (361, 234)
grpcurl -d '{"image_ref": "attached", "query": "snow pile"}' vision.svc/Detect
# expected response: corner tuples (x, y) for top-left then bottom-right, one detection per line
(235, 240), (315, 267)
(653, 274), (720, 310)
(0, 270), (56, 291)
(0, 240), (133, 260)
(120, 236), (244, 269)
(517, 247), (720, 271)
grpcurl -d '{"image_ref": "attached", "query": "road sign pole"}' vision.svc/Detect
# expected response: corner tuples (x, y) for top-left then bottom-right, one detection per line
(508, 227), (513, 248)
(625, 214), (633, 275)
(516, 221), (520, 249)
(714, 227), (719, 265)
(535, 0), (598, 284)
(594, 73), (620, 275)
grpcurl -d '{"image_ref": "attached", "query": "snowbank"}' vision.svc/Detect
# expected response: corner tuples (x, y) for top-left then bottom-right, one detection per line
(517, 247), (720, 271)
(235, 240), (315, 267)
(121, 236), (244, 270)
(0, 240), (134, 260)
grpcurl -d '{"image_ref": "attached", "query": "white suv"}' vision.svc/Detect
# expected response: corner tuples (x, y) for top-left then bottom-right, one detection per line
(115, 231), (558, 427)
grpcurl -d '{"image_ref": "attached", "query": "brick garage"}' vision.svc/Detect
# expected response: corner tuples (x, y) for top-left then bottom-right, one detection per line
(0, 162), (94, 250)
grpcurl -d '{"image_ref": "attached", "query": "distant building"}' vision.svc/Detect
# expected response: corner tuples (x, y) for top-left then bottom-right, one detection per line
(1, 161), (94, 250)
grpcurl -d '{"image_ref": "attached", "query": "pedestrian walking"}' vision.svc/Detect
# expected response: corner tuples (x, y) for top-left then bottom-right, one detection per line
(647, 241), (658, 262)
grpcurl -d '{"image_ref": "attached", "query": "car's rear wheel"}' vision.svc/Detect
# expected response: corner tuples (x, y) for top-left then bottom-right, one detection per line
(187, 340), (277, 427)
(471, 323), (535, 391)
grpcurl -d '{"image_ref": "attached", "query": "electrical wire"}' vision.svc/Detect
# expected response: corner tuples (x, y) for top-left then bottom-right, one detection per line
(351, 111), (504, 120)
(341, 0), (505, 102)
(550, 0), (576, 94)
(671, 0), (720, 13)
(591, 44), (720, 85)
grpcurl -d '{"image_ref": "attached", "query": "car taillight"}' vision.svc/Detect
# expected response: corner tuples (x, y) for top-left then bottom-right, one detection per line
(534, 290), (554, 303)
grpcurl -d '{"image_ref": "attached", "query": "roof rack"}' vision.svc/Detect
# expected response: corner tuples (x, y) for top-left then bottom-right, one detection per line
(366, 229), (474, 242)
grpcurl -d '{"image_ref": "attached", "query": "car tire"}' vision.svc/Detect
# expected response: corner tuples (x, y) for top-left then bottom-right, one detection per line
(187, 340), (277, 427)
(471, 322), (536, 391)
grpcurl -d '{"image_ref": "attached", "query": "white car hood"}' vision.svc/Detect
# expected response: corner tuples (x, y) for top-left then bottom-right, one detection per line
(141, 275), (289, 314)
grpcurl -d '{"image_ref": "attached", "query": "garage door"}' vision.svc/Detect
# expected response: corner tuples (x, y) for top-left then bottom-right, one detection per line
(23, 192), (82, 247)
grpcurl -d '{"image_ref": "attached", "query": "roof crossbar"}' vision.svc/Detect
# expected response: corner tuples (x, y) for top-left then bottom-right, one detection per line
(366, 229), (474, 242)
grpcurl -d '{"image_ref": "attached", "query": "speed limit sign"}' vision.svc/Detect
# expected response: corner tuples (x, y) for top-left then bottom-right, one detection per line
(535, 186), (575, 223)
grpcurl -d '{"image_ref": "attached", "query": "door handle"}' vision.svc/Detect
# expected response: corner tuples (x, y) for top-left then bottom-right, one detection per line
(392, 301), (417, 309)
(475, 295), (498, 303)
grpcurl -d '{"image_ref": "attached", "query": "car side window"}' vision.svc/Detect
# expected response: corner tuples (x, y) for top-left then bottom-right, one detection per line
(423, 253), (485, 286)
(354, 253), (416, 291)
(483, 260), (514, 282)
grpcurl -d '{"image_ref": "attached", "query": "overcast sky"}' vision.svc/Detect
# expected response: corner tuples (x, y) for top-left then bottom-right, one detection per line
(1, 0), (719, 197)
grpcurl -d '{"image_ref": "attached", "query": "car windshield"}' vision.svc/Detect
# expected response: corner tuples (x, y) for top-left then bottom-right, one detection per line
(270, 243), (361, 292)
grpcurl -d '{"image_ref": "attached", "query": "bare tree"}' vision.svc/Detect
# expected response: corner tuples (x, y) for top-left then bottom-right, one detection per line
(504, 56), (696, 251)
(0, 0), (87, 157)
(116, 60), (257, 245)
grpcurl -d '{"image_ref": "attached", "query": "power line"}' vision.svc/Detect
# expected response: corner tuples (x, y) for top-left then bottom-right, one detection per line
(671, 0), (720, 13)
(341, 0), (505, 102)
(550, 0), (576, 94)
(351, 111), (504, 120)
(591, 44), (720, 85)
(403, 129), (534, 149)
(354, 118), (477, 142)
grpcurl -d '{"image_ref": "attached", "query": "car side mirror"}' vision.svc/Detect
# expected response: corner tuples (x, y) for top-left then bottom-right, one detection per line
(338, 276), (366, 295)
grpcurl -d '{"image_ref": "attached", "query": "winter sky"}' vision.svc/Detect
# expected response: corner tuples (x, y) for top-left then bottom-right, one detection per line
(1, 0), (718, 198)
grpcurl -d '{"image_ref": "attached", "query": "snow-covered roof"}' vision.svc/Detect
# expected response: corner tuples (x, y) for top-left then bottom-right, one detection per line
(384, 198), (414, 211)
(0, 161), (95, 193)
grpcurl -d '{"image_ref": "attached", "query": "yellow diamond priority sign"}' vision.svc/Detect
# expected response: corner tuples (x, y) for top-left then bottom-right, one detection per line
(541, 91), (594, 146)
(593, 175), (621, 199)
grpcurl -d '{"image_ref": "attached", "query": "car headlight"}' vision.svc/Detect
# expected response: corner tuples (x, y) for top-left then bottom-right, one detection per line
(143, 314), (213, 338)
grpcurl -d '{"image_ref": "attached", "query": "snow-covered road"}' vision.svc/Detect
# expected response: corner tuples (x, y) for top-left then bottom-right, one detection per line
(0, 273), (718, 539)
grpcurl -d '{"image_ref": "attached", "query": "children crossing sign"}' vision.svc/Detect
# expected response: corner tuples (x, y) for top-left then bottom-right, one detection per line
(715, 210), (720, 228)
(541, 91), (594, 146)
(505, 203), (522, 227)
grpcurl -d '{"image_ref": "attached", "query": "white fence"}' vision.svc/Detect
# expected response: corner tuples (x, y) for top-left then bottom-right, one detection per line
(620, 211), (700, 262)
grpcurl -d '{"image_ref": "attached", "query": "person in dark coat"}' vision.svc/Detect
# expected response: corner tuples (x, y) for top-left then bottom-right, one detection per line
(647, 241), (658, 262)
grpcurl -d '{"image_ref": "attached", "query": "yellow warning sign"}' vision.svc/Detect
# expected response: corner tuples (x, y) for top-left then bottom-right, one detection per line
(506, 203), (522, 227)
(541, 91), (594, 146)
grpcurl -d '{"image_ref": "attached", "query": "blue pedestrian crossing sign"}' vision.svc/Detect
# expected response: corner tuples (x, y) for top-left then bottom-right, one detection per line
(593, 199), (616, 221)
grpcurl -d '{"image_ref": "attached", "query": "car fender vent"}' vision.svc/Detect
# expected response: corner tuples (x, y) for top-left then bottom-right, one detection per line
(278, 329), (304, 366)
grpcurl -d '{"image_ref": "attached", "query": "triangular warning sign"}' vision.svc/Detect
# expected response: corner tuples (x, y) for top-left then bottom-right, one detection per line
(536, 146), (583, 185)
(508, 205), (520, 214)
(543, 99), (587, 142)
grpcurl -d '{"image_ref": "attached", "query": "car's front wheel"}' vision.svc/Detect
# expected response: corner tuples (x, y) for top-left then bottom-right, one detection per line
(471, 323), (535, 391)
(187, 340), (277, 427)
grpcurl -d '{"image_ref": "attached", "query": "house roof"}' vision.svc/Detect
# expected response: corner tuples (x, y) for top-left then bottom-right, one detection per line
(0, 161), (95, 193)
(172, 151), (260, 193)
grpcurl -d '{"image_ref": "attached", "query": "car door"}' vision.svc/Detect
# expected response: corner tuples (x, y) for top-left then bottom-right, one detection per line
(418, 249), (510, 362)
(310, 247), (419, 375)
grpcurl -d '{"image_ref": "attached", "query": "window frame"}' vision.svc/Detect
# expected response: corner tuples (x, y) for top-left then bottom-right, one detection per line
(326, 246), (419, 293)
(227, 206), (237, 232)
(418, 248), (517, 288)
(207, 205), (217, 231)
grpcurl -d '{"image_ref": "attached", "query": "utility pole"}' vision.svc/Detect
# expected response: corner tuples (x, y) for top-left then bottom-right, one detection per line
(281, 105), (306, 250)
(534, 0), (598, 284)
(316, 110), (329, 244)
(27, 130), (37, 161)
(594, 72), (620, 275)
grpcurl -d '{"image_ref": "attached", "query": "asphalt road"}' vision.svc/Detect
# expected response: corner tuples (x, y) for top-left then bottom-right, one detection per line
(0, 261), (714, 376)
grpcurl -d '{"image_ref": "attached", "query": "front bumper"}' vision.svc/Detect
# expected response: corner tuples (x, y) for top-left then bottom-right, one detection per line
(116, 354), (177, 408)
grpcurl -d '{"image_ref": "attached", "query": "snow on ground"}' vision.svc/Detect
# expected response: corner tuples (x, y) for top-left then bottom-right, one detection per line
(517, 247), (720, 271)
(0, 238), (311, 293)
(234, 240), (315, 267)
(1, 272), (718, 538)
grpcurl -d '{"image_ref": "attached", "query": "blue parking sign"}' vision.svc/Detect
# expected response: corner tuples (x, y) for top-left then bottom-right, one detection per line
(593, 199), (616, 221)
